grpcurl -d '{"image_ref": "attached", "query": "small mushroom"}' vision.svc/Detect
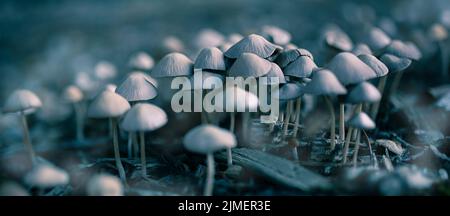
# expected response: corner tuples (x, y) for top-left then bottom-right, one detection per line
(347, 112), (375, 166)
(121, 103), (167, 177)
(303, 69), (347, 150)
(94, 61), (117, 80)
(352, 43), (373, 56)
(261, 25), (292, 46)
(24, 163), (69, 193)
(359, 27), (391, 51)
(87, 174), (123, 196)
(380, 53), (412, 98)
(428, 23), (449, 80)
(283, 56), (318, 79)
(63, 85), (85, 142)
(88, 90), (131, 183)
(2, 89), (42, 163)
(322, 24), (353, 52)
(224, 34), (280, 59)
(194, 47), (226, 72)
(228, 52), (272, 78)
(195, 29), (225, 49)
(183, 125), (236, 196)
(129, 52), (155, 71)
(276, 48), (314, 68)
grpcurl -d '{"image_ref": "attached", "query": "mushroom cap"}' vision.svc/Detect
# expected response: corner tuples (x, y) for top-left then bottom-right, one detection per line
(115, 72), (158, 102)
(212, 85), (259, 111)
(88, 91), (130, 118)
(261, 25), (292, 45)
(358, 54), (389, 77)
(24, 163), (69, 188)
(120, 103), (167, 132)
(346, 81), (381, 104)
(361, 27), (391, 50)
(436, 91), (450, 111)
(380, 54), (412, 73)
(95, 61), (117, 80)
(323, 24), (353, 51)
(195, 29), (225, 49)
(224, 34), (279, 59)
(183, 124), (236, 154)
(283, 56), (318, 78)
(104, 84), (117, 92)
(194, 47), (226, 71)
(429, 23), (448, 41)
(3, 89), (42, 114)
(261, 62), (286, 85)
(302, 69), (347, 95)
(352, 43), (373, 56)
(383, 40), (422, 61)
(228, 52), (272, 78)
(63, 85), (84, 103)
(151, 52), (193, 78)
(347, 112), (375, 129)
(326, 52), (377, 85)
(162, 36), (185, 53)
(129, 52), (155, 70)
(273, 83), (303, 100)
(87, 174), (123, 196)
(276, 48), (314, 68)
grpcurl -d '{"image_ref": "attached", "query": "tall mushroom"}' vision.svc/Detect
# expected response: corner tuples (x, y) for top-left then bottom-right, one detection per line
(88, 90), (130, 183)
(129, 52), (155, 72)
(342, 81), (381, 164)
(63, 85), (85, 142)
(224, 34), (281, 60)
(120, 103), (167, 177)
(183, 125), (236, 196)
(302, 69), (347, 150)
(347, 112), (376, 166)
(115, 72), (158, 158)
(2, 89), (42, 163)
(326, 52), (377, 142)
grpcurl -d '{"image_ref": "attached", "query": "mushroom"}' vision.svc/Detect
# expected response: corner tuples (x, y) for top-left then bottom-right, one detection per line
(347, 112), (376, 166)
(87, 174), (124, 196)
(326, 52), (377, 142)
(183, 125), (236, 196)
(116, 72), (158, 158)
(129, 52), (155, 71)
(194, 47), (227, 72)
(380, 54), (412, 98)
(121, 103), (167, 177)
(359, 27), (391, 51)
(261, 25), (292, 46)
(322, 24), (354, 52)
(63, 85), (85, 142)
(428, 23), (449, 80)
(276, 48), (314, 68)
(228, 52), (272, 77)
(24, 163), (69, 194)
(162, 36), (185, 53)
(224, 34), (280, 59)
(195, 29), (225, 49)
(2, 89), (42, 163)
(88, 90), (131, 183)
(352, 43), (373, 56)
(342, 81), (381, 164)
(94, 61), (117, 81)
(302, 69), (347, 150)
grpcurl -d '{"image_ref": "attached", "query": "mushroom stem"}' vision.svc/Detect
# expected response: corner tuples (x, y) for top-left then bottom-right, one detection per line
(389, 70), (404, 97)
(227, 112), (235, 167)
(204, 153), (215, 196)
(342, 127), (353, 164)
(362, 129), (373, 163)
(289, 101), (295, 123)
(282, 101), (292, 137)
(139, 131), (147, 177)
(241, 111), (250, 142)
(20, 112), (35, 163)
(132, 132), (139, 158)
(324, 96), (336, 150)
(292, 98), (302, 137)
(370, 76), (387, 120)
(127, 133), (133, 159)
(74, 102), (85, 142)
(339, 103), (345, 141)
(352, 129), (361, 167)
(110, 118), (127, 184)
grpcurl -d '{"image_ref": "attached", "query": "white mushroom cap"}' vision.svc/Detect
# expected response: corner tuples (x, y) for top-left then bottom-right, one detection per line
(95, 61), (117, 80)
(383, 40), (422, 61)
(195, 29), (225, 49)
(358, 54), (389, 77)
(284, 56), (318, 78)
(302, 69), (347, 96)
(261, 25), (292, 45)
(151, 52), (193, 78)
(86, 174), (123, 196)
(129, 52), (155, 70)
(115, 72), (158, 102)
(273, 83), (303, 100)
(346, 81), (381, 104)
(212, 85), (259, 112)
(352, 43), (373, 56)
(0, 181), (29, 196)
(276, 48), (314, 68)
(360, 27), (391, 50)
(24, 163), (69, 188)
(326, 52), (377, 85)
(224, 34), (279, 59)
(120, 103), (167, 132)
(88, 91), (130, 118)
(347, 112), (375, 129)
(429, 23), (448, 41)
(322, 24), (353, 51)
(228, 52), (272, 78)
(3, 89), (42, 114)
(63, 85), (84, 103)
(183, 125), (236, 154)
(380, 54), (412, 73)
(194, 47), (226, 71)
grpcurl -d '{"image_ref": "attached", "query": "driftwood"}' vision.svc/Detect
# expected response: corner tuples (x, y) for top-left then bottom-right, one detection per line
(216, 148), (332, 191)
